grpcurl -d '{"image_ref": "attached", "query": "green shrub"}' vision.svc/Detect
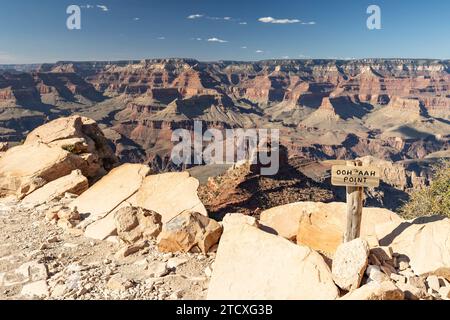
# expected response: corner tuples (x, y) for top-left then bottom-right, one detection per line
(400, 160), (450, 219)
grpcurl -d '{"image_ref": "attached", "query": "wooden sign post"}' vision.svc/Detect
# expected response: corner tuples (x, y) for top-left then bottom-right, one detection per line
(331, 160), (381, 242)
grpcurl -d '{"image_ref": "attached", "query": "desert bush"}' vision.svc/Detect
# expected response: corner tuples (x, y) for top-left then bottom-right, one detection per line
(400, 160), (450, 219)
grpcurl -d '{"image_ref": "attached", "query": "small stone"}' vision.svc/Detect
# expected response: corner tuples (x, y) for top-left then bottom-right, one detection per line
(380, 264), (396, 276)
(133, 258), (148, 267)
(370, 246), (393, 262)
(363, 235), (379, 248)
(45, 210), (59, 221)
(157, 211), (223, 254)
(400, 269), (415, 278)
(426, 275), (441, 292)
(57, 218), (76, 230)
(390, 273), (406, 284)
(395, 282), (424, 300)
(51, 284), (67, 298)
(408, 276), (427, 292)
(146, 261), (168, 278)
(204, 266), (212, 278)
(396, 255), (410, 271)
(77, 287), (88, 296)
(332, 239), (370, 291)
(105, 236), (120, 244)
(169, 290), (183, 300)
(340, 280), (404, 300)
(368, 254), (382, 266)
(21, 280), (49, 298)
(16, 261), (48, 281)
(63, 243), (79, 249)
(366, 265), (389, 284)
(162, 253), (173, 261)
(167, 257), (188, 270)
(114, 241), (146, 259)
(47, 236), (59, 243)
(107, 274), (133, 291)
(438, 287), (450, 300)
(57, 207), (80, 221)
(66, 228), (84, 237)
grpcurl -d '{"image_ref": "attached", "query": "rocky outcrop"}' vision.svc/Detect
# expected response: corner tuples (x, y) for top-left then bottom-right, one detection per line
(3, 59), (448, 174)
(24, 115), (117, 177)
(0, 143), (77, 198)
(0, 116), (117, 199)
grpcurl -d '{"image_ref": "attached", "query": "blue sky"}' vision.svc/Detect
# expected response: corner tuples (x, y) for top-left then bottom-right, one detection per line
(0, 0), (449, 63)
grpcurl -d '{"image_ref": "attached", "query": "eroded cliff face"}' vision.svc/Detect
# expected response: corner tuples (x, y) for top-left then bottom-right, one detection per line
(0, 58), (448, 167)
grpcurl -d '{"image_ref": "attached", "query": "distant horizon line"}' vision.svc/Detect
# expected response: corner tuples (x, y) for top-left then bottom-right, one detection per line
(1, 57), (449, 66)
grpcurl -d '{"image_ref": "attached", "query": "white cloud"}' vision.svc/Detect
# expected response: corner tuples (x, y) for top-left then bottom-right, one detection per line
(256, 50), (264, 53)
(282, 56), (290, 59)
(189, 15), (244, 23)
(258, 17), (300, 24)
(239, 22), (248, 25)
(187, 14), (203, 19)
(96, 5), (109, 12)
(241, 46), (248, 49)
(207, 37), (228, 43)
(302, 21), (316, 25)
(157, 36), (166, 40)
(133, 17), (140, 21)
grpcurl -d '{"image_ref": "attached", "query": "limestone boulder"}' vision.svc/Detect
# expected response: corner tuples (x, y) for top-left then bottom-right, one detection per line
(222, 213), (259, 229)
(84, 211), (118, 240)
(207, 223), (339, 300)
(25, 115), (117, 177)
(332, 239), (370, 291)
(22, 170), (88, 207)
(295, 202), (403, 255)
(0, 115), (117, 199)
(114, 206), (162, 244)
(0, 143), (78, 198)
(136, 172), (207, 223)
(260, 203), (304, 240)
(376, 216), (450, 280)
(340, 280), (404, 300)
(157, 211), (222, 254)
(70, 163), (150, 220)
